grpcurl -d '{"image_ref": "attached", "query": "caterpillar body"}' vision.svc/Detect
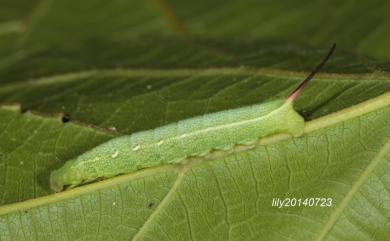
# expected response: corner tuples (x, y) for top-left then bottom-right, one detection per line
(50, 44), (336, 192)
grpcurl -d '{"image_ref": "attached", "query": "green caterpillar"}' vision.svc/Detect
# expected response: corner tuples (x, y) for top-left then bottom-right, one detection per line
(50, 44), (336, 192)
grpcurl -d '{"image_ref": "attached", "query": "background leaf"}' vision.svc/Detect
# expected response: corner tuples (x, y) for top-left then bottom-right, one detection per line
(165, 0), (390, 58)
(0, 0), (389, 240)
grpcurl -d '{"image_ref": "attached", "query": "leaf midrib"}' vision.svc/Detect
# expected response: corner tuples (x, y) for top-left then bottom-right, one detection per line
(1, 67), (390, 90)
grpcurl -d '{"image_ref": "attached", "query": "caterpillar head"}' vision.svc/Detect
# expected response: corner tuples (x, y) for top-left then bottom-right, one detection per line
(50, 162), (82, 192)
(50, 169), (65, 192)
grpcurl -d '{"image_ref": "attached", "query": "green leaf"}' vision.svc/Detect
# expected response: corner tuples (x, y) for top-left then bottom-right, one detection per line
(20, 0), (174, 46)
(0, 0), (39, 57)
(0, 94), (389, 240)
(2, 37), (390, 84)
(10, 0), (390, 58)
(165, 0), (390, 59)
(0, 0), (389, 240)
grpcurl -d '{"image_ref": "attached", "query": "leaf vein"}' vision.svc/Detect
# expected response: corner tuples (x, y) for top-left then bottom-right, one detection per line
(314, 140), (390, 241)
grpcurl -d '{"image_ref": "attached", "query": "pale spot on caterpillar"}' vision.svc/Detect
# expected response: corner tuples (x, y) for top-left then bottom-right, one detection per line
(132, 144), (141, 151)
(157, 140), (164, 146)
(111, 150), (119, 158)
(108, 126), (117, 131)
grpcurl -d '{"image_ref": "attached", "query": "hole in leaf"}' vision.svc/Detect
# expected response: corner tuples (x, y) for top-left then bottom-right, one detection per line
(20, 107), (29, 113)
(62, 115), (70, 123)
